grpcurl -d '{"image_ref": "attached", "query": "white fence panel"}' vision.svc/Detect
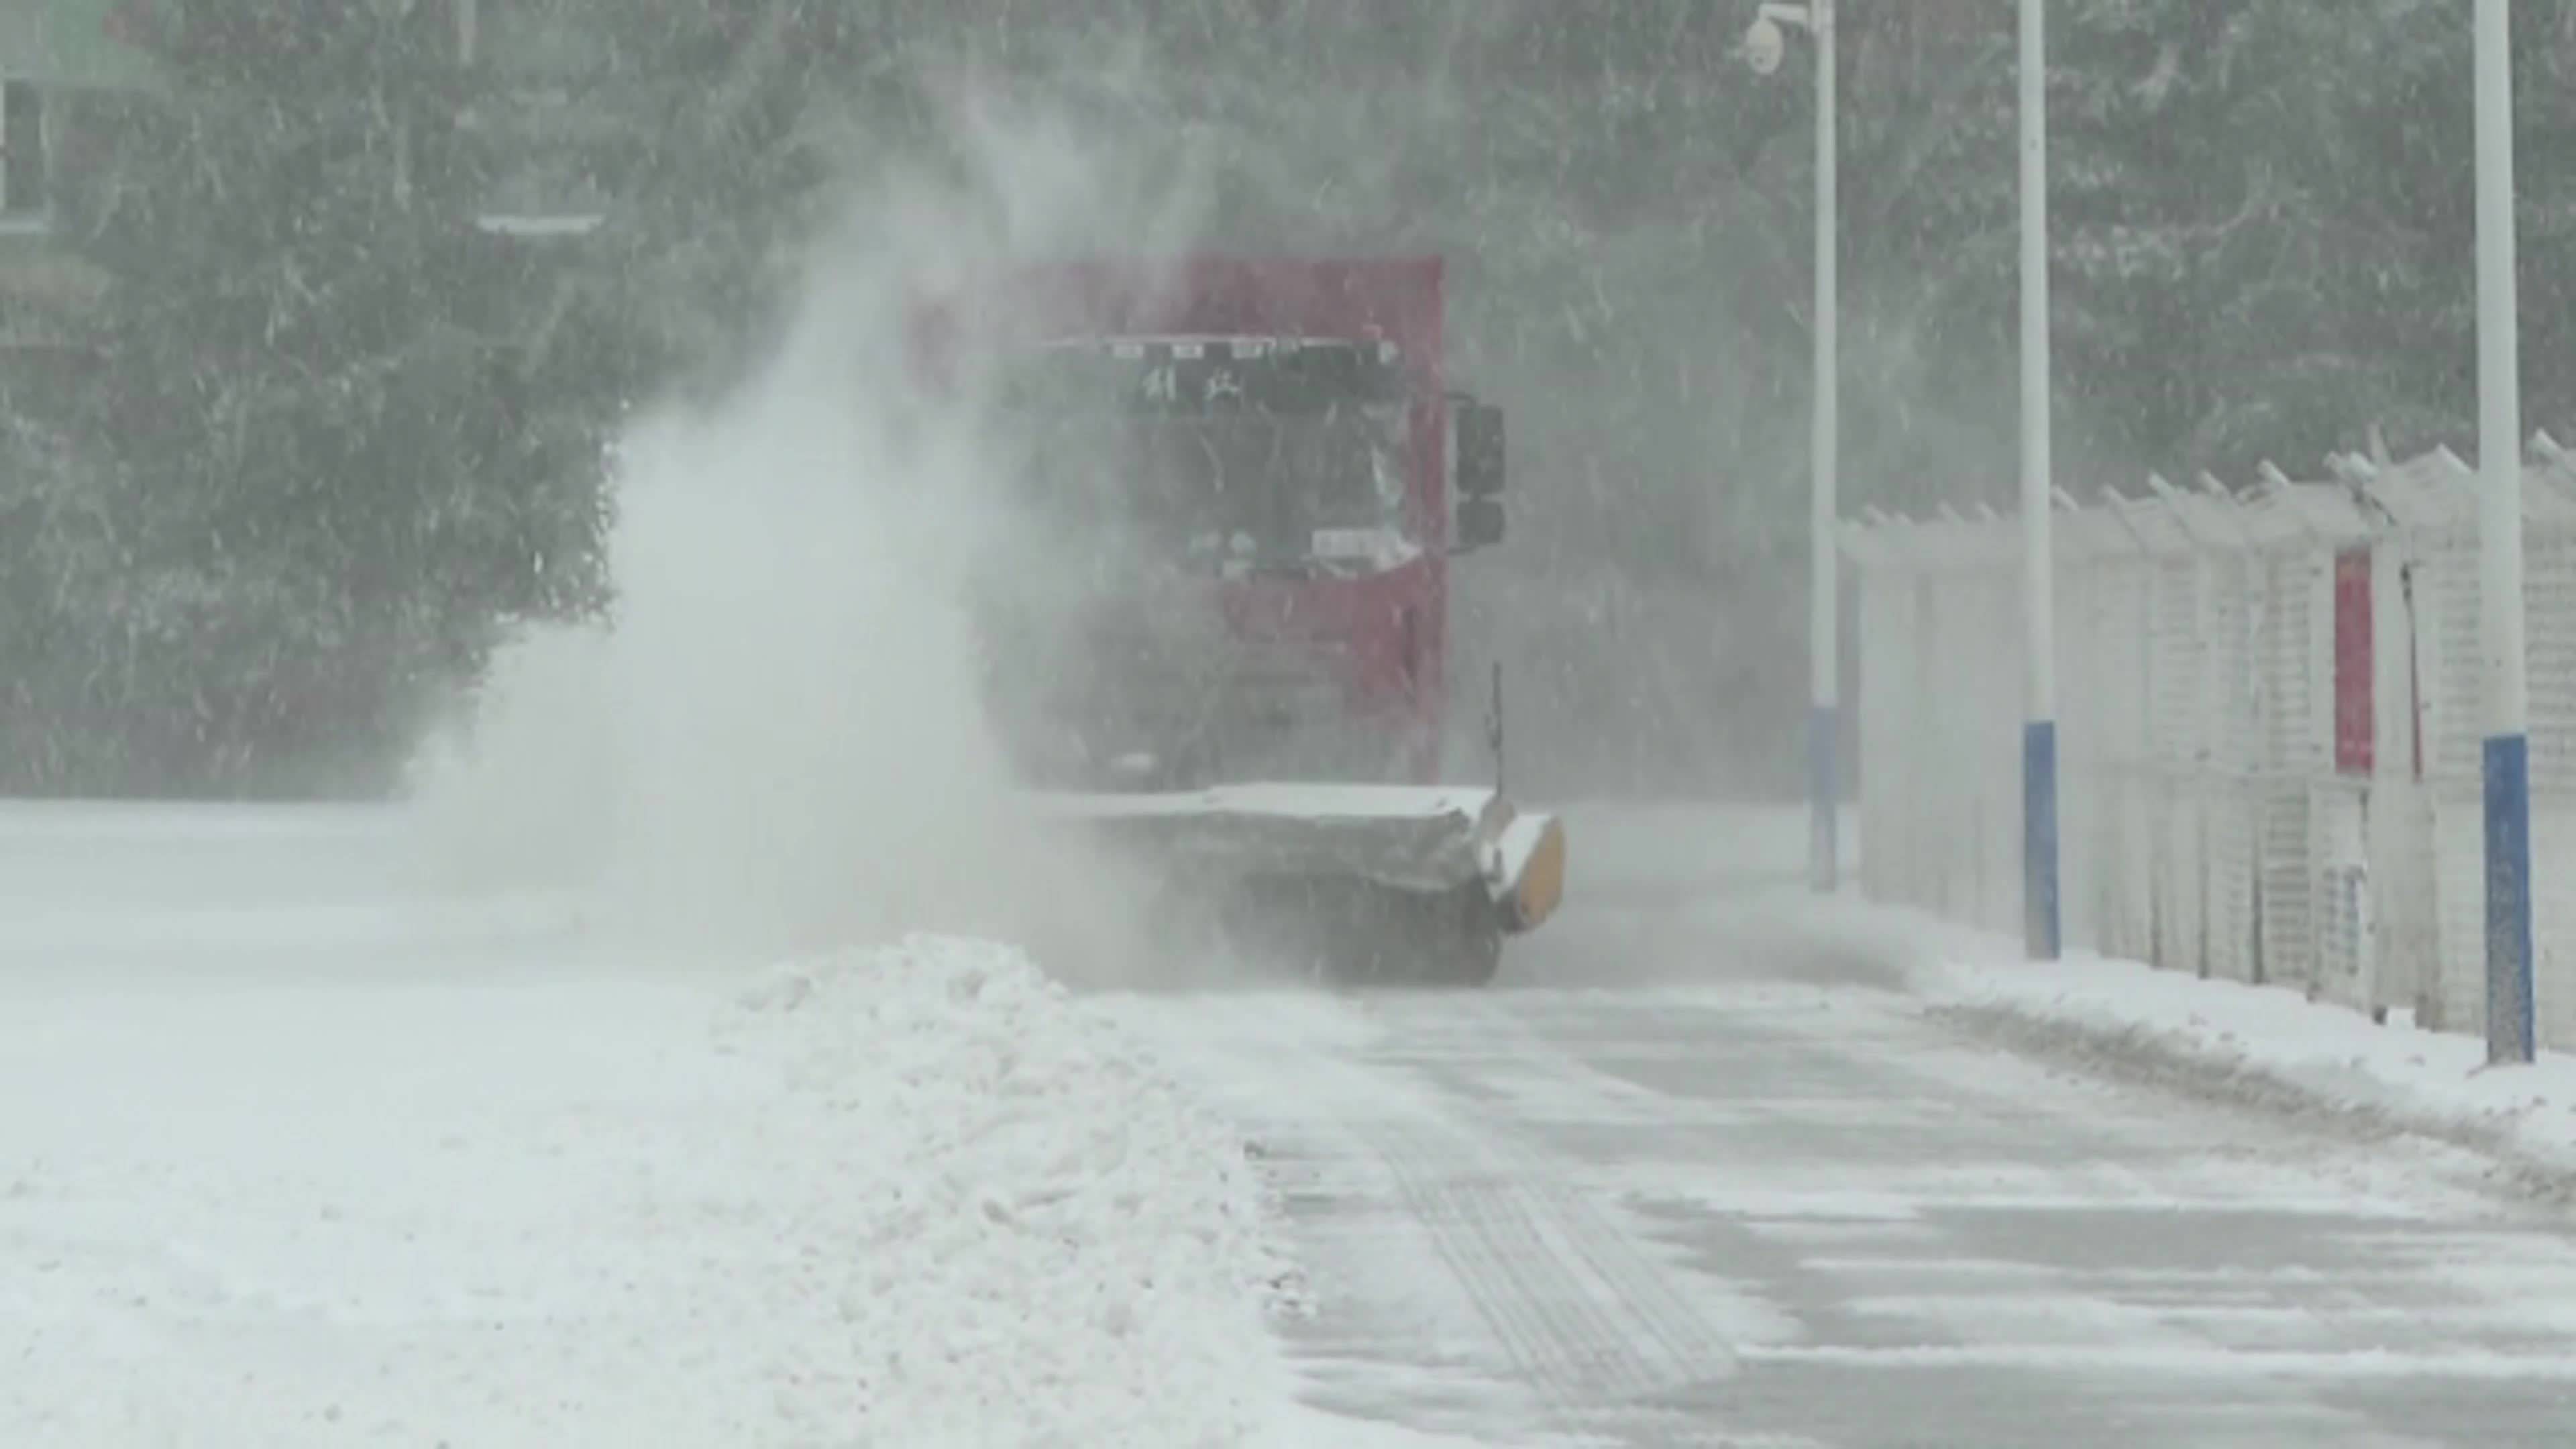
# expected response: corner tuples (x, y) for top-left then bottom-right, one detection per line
(1843, 437), (2576, 1053)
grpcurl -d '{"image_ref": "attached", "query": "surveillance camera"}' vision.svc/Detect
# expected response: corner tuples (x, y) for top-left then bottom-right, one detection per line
(1744, 17), (1786, 76)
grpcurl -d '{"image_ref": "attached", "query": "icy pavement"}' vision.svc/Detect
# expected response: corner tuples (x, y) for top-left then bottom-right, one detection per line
(1111, 804), (2576, 1448)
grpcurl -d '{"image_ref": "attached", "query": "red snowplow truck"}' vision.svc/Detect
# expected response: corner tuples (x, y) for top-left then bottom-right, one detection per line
(918, 254), (1566, 985)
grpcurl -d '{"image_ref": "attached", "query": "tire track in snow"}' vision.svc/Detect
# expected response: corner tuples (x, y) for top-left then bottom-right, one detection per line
(1118, 989), (1791, 1446)
(1348, 1114), (1750, 1442)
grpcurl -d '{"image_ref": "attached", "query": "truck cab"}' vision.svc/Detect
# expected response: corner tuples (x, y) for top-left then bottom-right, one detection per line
(936, 256), (1507, 795)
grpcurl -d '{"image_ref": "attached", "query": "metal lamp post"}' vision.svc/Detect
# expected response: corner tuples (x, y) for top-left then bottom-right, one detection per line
(2019, 0), (2059, 961)
(1745, 0), (1839, 895)
(2475, 0), (2534, 1064)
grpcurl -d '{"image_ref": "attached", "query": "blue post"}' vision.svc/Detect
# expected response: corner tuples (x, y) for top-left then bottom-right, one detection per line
(2025, 719), (2059, 960)
(2485, 733), (2535, 1062)
(1811, 704), (1838, 893)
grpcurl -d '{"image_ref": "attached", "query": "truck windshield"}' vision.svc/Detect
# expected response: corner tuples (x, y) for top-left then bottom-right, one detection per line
(1015, 403), (1414, 574)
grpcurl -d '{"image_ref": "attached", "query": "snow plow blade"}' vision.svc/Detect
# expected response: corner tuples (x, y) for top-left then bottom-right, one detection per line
(1030, 784), (1566, 986)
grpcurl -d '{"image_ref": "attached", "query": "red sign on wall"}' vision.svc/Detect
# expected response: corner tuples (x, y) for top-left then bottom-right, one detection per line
(2333, 548), (2373, 775)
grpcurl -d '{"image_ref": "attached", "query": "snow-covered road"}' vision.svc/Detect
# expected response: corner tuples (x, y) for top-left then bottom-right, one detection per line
(1117, 810), (2576, 1447)
(10, 799), (2576, 1446)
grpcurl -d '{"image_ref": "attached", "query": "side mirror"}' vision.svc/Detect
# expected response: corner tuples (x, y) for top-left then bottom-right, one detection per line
(1456, 496), (1506, 551)
(1455, 400), (1505, 497)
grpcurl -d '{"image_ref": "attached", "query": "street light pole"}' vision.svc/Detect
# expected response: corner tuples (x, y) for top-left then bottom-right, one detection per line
(1809, 0), (1839, 897)
(2475, 0), (2534, 1064)
(2019, 0), (2059, 960)
(1745, 0), (1839, 895)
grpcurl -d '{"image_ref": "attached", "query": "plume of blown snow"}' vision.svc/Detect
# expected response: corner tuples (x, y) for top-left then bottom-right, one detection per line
(402, 80), (1215, 981)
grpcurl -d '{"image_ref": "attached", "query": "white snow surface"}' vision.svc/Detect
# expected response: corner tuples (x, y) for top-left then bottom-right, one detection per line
(1915, 937), (2576, 1177)
(0, 928), (1345, 1448)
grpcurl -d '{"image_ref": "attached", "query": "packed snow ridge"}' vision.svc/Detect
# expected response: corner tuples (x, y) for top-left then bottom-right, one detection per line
(714, 934), (1313, 1446)
(1921, 945), (2576, 1184)
(0, 930), (1311, 1448)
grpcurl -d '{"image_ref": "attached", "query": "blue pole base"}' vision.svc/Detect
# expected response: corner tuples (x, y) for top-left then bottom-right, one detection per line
(2024, 718), (2060, 960)
(2484, 731), (2536, 1065)
(1809, 704), (1838, 894)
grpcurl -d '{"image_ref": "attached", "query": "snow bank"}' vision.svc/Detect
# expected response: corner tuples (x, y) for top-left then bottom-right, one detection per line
(714, 934), (1308, 1444)
(1917, 944), (2576, 1183)
(0, 931), (1310, 1447)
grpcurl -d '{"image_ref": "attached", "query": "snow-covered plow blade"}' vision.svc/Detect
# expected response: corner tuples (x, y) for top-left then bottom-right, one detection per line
(1030, 784), (1566, 985)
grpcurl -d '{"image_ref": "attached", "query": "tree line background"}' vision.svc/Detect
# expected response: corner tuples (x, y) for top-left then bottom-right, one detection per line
(5, 0), (2575, 800)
